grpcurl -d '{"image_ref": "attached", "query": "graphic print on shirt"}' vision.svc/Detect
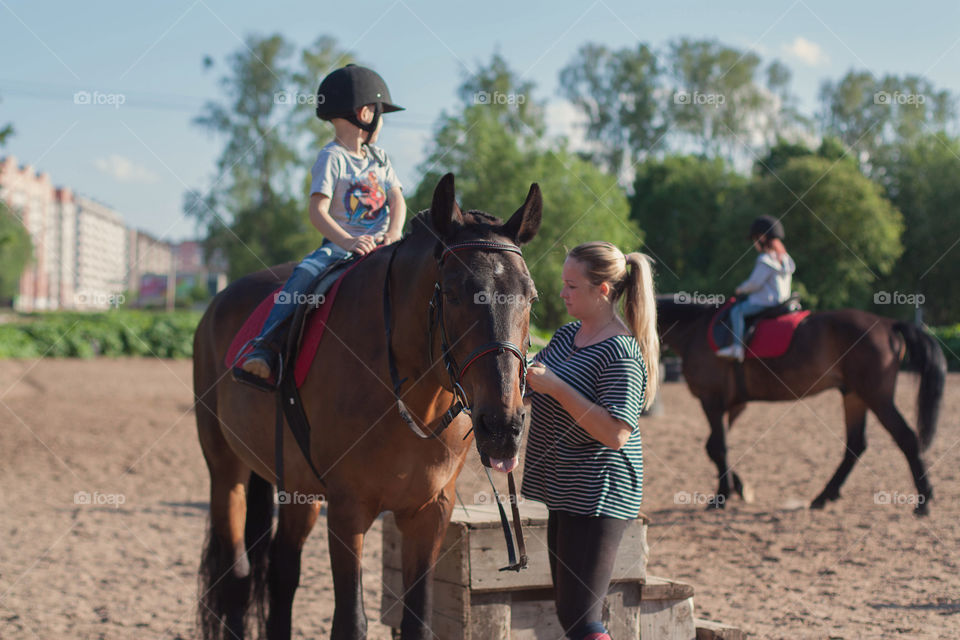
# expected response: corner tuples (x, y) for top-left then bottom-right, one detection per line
(343, 171), (387, 228)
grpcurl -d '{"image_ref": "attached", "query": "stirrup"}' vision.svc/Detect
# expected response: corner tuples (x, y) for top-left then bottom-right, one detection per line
(231, 343), (283, 392)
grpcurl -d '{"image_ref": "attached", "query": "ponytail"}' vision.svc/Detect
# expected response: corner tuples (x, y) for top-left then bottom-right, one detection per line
(568, 242), (661, 410)
(624, 253), (660, 410)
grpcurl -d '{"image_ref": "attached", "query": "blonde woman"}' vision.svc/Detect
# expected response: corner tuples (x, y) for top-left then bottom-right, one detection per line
(523, 242), (659, 640)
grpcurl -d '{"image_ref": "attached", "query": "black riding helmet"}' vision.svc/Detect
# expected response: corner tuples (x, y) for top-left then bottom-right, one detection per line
(315, 64), (403, 143)
(749, 215), (785, 241)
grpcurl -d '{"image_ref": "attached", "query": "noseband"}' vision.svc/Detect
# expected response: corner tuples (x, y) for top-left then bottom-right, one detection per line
(383, 239), (528, 439)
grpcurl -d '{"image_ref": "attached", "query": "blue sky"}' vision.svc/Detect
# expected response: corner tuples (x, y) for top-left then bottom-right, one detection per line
(3, 0), (960, 241)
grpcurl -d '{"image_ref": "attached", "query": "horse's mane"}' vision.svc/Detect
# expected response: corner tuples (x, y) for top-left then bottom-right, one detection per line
(407, 208), (506, 241)
(656, 295), (720, 322)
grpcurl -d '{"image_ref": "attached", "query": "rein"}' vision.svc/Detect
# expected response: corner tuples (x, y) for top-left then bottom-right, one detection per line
(382, 237), (530, 571)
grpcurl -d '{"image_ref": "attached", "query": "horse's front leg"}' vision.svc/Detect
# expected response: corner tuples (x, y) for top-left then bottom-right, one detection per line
(327, 495), (377, 640)
(394, 481), (456, 640)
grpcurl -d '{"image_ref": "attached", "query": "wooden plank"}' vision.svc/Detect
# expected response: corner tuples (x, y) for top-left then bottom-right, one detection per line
(381, 513), (403, 571)
(468, 525), (554, 591)
(381, 512), (471, 587)
(611, 519), (648, 583)
(641, 575), (695, 601)
(450, 501), (550, 529)
(510, 598), (565, 639)
(468, 519), (647, 592)
(468, 592), (511, 640)
(380, 566), (469, 638)
(605, 582), (641, 639)
(695, 618), (746, 640)
(640, 597), (696, 640)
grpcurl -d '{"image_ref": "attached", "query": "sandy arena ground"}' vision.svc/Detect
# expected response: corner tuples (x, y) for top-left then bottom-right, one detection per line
(1, 358), (958, 639)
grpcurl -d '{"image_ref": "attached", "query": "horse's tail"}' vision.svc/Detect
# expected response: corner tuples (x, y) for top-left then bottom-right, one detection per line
(894, 321), (946, 451)
(198, 471), (274, 639)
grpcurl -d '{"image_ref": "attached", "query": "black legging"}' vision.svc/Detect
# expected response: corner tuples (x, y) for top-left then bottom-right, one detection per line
(547, 509), (630, 639)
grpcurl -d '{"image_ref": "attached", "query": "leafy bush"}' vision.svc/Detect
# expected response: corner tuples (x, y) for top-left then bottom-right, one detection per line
(930, 324), (960, 371)
(0, 311), (202, 359)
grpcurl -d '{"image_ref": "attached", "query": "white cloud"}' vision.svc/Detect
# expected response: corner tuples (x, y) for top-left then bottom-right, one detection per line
(782, 37), (829, 67)
(94, 154), (160, 184)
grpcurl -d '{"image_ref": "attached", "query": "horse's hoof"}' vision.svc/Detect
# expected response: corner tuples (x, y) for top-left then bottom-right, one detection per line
(809, 499), (826, 510)
(738, 482), (755, 504)
(706, 496), (727, 510)
(914, 501), (930, 517)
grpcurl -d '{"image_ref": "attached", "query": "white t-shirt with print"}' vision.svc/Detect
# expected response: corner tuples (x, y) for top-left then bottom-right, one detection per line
(309, 141), (402, 238)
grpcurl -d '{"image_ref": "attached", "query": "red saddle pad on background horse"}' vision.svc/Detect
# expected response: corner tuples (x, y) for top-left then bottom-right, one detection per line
(224, 257), (367, 388)
(708, 300), (810, 359)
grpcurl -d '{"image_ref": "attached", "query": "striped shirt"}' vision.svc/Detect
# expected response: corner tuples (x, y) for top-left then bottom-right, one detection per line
(521, 321), (647, 520)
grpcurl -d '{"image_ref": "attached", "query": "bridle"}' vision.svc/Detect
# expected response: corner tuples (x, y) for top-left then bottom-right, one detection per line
(383, 239), (529, 439)
(382, 236), (531, 572)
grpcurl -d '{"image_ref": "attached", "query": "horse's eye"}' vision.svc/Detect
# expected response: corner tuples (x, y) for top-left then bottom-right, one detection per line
(443, 289), (460, 304)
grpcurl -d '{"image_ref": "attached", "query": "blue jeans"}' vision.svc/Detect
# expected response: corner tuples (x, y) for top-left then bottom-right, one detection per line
(257, 241), (351, 339)
(729, 299), (770, 347)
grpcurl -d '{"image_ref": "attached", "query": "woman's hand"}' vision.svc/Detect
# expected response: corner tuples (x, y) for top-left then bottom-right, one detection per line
(526, 362), (562, 396)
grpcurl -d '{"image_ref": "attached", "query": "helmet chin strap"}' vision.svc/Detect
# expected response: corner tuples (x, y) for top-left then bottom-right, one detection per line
(346, 103), (383, 145)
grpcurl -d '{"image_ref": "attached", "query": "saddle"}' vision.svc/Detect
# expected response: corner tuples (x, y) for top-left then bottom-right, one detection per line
(710, 294), (809, 359)
(226, 255), (360, 389)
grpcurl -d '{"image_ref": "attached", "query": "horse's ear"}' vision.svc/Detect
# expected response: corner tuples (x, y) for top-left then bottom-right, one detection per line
(431, 173), (463, 238)
(502, 183), (542, 245)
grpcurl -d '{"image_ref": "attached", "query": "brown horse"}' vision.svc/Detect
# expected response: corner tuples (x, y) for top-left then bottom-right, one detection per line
(656, 297), (946, 516)
(193, 174), (541, 640)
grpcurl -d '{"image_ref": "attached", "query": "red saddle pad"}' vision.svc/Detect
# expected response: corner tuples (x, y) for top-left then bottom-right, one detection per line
(709, 304), (811, 359)
(224, 255), (370, 387)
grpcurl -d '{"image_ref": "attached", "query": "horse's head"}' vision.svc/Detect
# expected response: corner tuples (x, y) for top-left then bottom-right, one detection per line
(429, 173), (541, 472)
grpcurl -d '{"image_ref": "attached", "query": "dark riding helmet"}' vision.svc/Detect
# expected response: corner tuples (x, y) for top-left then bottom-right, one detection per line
(315, 64), (403, 139)
(749, 215), (785, 241)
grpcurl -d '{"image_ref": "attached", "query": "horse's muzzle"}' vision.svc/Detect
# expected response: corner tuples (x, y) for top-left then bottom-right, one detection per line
(472, 408), (525, 469)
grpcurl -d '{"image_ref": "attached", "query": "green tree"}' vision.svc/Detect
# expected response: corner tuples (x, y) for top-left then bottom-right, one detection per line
(558, 42), (665, 172)
(186, 34), (355, 278)
(191, 34), (299, 213)
(205, 193), (317, 280)
(879, 132), (960, 324)
(559, 38), (800, 170)
(0, 202), (32, 305)
(0, 94), (13, 147)
(666, 38), (782, 158)
(413, 57), (640, 329)
(629, 155), (748, 295)
(819, 71), (955, 173)
(754, 135), (850, 178)
(741, 155), (903, 309)
(288, 35), (356, 174)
